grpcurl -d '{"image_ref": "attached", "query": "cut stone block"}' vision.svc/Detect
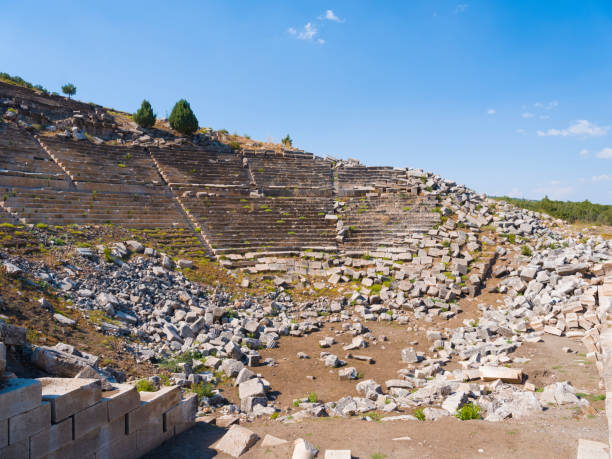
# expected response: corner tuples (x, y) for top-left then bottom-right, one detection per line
(74, 399), (108, 439)
(0, 378), (42, 422)
(29, 416), (72, 459)
(401, 347), (418, 363)
(238, 378), (265, 399)
(214, 424), (259, 457)
(39, 378), (102, 423)
(293, 438), (319, 459)
(0, 440), (28, 459)
(136, 418), (173, 454)
(8, 401), (51, 444)
(479, 366), (523, 383)
(165, 392), (198, 436)
(104, 384), (140, 421)
(576, 439), (609, 459)
(31, 346), (94, 377)
(129, 385), (181, 433)
(0, 419), (6, 449)
(325, 450), (352, 459)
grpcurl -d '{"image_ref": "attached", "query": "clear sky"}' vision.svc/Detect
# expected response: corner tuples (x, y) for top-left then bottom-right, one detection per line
(2, 1), (611, 204)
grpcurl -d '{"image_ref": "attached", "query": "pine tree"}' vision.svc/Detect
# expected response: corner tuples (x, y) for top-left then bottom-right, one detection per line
(61, 83), (76, 99)
(133, 99), (156, 128)
(281, 134), (293, 147)
(169, 99), (199, 135)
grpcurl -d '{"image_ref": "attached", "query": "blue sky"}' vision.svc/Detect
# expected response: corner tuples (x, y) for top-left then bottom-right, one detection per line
(2, 1), (611, 204)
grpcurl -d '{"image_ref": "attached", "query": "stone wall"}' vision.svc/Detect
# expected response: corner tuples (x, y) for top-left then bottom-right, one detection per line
(0, 369), (196, 459)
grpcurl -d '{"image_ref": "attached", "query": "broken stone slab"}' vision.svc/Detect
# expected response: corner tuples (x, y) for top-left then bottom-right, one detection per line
(380, 414), (418, 421)
(576, 439), (609, 459)
(385, 379), (413, 390)
(261, 434), (288, 447)
(31, 346), (96, 377)
(324, 450), (352, 459)
(479, 366), (523, 384)
(0, 321), (27, 345)
(442, 391), (468, 413)
(338, 367), (358, 380)
(401, 347), (419, 363)
(556, 263), (589, 276)
(53, 313), (76, 326)
(214, 425), (259, 457)
(75, 365), (115, 391)
(292, 438), (319, 459)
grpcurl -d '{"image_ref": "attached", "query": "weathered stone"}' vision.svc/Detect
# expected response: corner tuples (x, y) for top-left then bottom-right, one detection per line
(214, 425), (259, 457)
(39, 378), (102, 423)
(0, 378), (42, 422)
(293, 438), (319, 459)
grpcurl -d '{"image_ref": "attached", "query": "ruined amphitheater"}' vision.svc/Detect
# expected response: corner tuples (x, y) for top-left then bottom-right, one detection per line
(0, 80), (610, 459)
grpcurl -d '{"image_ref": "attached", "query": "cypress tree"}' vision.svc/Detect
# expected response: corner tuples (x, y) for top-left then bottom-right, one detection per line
(169, 99), (199, 135)
(133, 99), (156, 128)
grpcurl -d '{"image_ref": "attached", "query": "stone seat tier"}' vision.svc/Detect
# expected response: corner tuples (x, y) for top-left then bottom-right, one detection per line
(0, 125), (69, 180)
(3, 188), (189, 228)
(39, 137), (163, 186)
(150, 147), (250, 187)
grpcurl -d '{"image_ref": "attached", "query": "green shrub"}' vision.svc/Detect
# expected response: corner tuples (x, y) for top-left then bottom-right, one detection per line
(133, 99), (156, 128)
(455, 403), (481, 420)
(521, 245), (532, 257)
(281, 134), (292, 146)
(169, 99), (199, 135)
(135, 379), (156, 392)
(414, 407), (425, 421)
(61, 83), (76, 99)
(307, 392), (318, 403)
(189, 382), (214, 400)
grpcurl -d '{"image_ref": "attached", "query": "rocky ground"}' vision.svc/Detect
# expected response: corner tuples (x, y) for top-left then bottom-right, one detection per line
(0, 198), (610, 458)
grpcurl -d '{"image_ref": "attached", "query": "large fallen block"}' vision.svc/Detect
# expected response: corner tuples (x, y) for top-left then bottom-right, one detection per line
(479, 366), (523, 383)
(214, 425), (259, 457)
(0, 378), (42, 422)
(31, 346), (96, 377)
(0, 322), (26, 345)
(39, 378), (102, 423)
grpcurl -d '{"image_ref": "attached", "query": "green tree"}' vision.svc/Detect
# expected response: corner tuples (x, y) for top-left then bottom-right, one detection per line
(133, 99), (156, 128)
(169, 99), (199, 135)
(281, 134), (292, 147)
(61, 83), (76, 99)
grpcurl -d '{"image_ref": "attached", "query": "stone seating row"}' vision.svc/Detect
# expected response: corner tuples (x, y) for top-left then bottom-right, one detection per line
(2, 188), (189, 228)
(40, 137), (163, 187)
(150, 147), (250, 187)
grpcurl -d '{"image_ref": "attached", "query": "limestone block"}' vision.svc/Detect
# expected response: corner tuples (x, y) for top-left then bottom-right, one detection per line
(325, 450), (352, 459)
(293, 438), (319, 459)
(0, 418), (6, 449)
(0, 322), (26, 345)
(29, 416), (72, 459)
(0, 378), (42, 422)
(128, 385), (181, 433)
(8, 401), (50, 444)
(94, 428), (138, 459)
(74, 399), (108, 439)
(479, 366), (523, 383)
(0, 439), (28, 459)
(105, 383), (140, 421)
(31, 346), (93, 377)
(239, 378), (265, 399)
(165, 392), (198, 436)
(214, 425), (258, 457)
(135, 419), (173, 453)
(261, 434), (288, 446)
(39, 378), (101, 423)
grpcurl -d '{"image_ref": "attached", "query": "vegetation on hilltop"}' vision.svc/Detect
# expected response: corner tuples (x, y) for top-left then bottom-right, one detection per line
(0, 71), (49, 94)
(169, 99), (199, 135)
(281, 134), (293, 147)
(494, 195), (612, 225)
(133, 99), (156, 128)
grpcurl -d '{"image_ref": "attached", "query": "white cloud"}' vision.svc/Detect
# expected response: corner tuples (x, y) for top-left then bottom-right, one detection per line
(516, 128), (526, 135)
(592, 174), (612, 182)
(289, 22), (324, 44)
(537, 120), (610, 137)
(521, 112), (534, 119)
(487, 108), (496, 115)
(579, 149), (589, 157)
(596, 147), (612, 159)
(323, 10), (344, 22)
(534, 100), (558, 110)
(455, 4), (468, 13)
